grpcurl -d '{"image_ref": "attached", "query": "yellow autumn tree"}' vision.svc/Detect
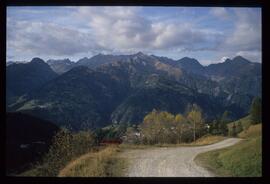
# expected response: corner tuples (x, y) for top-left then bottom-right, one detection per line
(141, 109), (175, 144)
(187, 104), (204, 142)
(174, 114), (188, 144)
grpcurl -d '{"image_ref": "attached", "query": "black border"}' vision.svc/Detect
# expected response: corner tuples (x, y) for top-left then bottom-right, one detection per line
(2, 0), (263, 7)
(3, 0), (265, 7)
(1, 0), (269, 184)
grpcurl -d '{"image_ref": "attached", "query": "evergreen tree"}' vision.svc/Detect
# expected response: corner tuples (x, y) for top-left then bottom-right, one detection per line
(221, 111), (230, 123)
(238, 121), (243, 133)
(210, 120), (218, 135)
(219, 111), (230, 136)
(250, 97), (262, 124)
(231, 123), (237, 137)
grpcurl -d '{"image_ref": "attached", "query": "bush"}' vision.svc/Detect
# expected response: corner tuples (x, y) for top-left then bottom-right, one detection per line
(24, 128), (96, 176)
(59, 146), (126, 177)
(250, 97), (262, 124)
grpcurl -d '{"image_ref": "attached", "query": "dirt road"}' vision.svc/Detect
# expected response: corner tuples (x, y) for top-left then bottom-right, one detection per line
(119, 138), (241, 177)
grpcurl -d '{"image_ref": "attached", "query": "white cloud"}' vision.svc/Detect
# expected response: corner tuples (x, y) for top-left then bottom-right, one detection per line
(73, 7), (223, 53)
(210, 7), (229, 20)
(220, 56), (229, 62)
(235, 50), (261, 63)
(223, 8), (261, 52)
(200, 56), (229, 66)
(7, 7), (261, 63)
(7, 20), (100, 57)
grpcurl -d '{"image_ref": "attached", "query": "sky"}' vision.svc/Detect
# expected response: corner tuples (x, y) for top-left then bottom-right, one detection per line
(7, 6), (261, 65)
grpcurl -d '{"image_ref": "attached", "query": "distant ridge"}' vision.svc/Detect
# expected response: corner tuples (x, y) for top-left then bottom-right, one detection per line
(6, 52), (261, 130)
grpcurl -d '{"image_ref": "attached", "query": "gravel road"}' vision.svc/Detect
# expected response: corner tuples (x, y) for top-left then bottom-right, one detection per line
(120, 138), (242, 177)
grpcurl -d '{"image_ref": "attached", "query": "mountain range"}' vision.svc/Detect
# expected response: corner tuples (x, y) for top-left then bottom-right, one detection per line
(6, 52), (261, 130)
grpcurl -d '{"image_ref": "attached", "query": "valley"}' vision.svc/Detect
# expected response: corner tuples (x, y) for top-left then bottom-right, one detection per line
(6, 6), (262, 178)
(6, 53), (262, 177)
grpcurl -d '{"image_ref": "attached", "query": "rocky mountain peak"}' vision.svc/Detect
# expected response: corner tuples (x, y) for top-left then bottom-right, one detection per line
(30, 57), (46, 64)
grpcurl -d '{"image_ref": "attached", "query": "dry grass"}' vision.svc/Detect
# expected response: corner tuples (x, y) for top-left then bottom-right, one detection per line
(59, 136), (227, 177)
(192, 135), (226, 146)
(58, 145), (127, 177)
(119, 144), (158, 150)
(227, 115), (253, 130)
(119, 135), (225, 149)
(238, 124), (262, 139)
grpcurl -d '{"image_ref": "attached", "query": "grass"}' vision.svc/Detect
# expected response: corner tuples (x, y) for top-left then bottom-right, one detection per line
(19, 133), (229, 177)
(192, 135), (226, 146)
(119, 144), (155, 149)
(56, 135), (227, 177)
(227, 115), (253, 130)
(238, 124), (261, 139)
(195, 123), (262, 177)
(120, 135), (225, 150)
(58, 146), (128, 177)
(19, 129), (97, 177)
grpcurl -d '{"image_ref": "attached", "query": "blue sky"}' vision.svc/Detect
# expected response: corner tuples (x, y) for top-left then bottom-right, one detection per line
(7, 6), (261, 65)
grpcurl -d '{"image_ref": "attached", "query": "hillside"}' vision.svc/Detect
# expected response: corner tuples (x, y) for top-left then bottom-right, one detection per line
(6, 53), (261, 130)
(6, 58), (58, 106)
(195, 120), (261, 177)
(227, 115), (254, 136)
(6, 112), (59, 175)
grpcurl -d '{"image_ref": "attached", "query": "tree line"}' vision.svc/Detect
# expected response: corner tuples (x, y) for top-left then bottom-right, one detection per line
(124, 104), (206, 144)
(124, 96), (262, 144)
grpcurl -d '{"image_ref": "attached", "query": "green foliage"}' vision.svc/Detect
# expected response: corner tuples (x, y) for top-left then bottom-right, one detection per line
(71, 131), (96, 156)
(98, 123), (128, 141)
(210, 120), (220, 135)
(196, 120), (262, 177)
(227, 115), (253, 136)
(237, 121), (243, 134)
(196, 136), (261, 176)
(209, 111), (233, 136)
(218, 111), (230, 135)
(230, 123), (237, 137)
(249, 97), (262, 124)
(218, 123), (228, 136)
(238, 124), (261, 139)
(220, 111), (231, 123)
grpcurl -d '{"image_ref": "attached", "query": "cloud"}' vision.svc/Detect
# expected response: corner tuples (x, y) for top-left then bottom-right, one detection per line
(220, 56), (229, 62)
(152, 23), (224, 51)
(210, 7), (230, 20)
(236, 50), (261, 63)
(7, 7), (261, 63)
(74, 7), (223, 53)
(74, 7), (155, 50)
(223, 8), (261, 52)
(7, 19), (101, 57)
